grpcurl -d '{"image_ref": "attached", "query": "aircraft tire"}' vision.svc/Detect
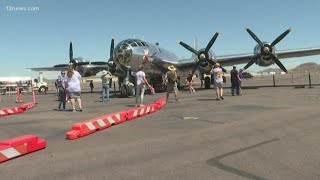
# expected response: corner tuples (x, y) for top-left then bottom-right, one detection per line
(127, 84), (135, 97)
(204, 77), (211, 89)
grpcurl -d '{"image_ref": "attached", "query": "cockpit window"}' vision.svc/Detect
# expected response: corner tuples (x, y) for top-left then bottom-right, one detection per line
(130, 42), (138, 47)
(141, 42), (148, 46)
(136, 41), (143, 46)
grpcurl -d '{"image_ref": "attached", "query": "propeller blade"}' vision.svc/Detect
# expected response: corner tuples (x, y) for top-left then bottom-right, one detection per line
(191, 61), (201, 74)
(246, 28), (264, 47)
(205, 32), (219, 53)
(270, 54), (288, 73)
(179, 41), (198, 55)
(243, 55), (260, 70)
(110, 38), (115, 61)
(207, 59), (216, 65)
(271, 28), (291, 47)
(69, 41), (73, 63)
(220, 66), (227, 73)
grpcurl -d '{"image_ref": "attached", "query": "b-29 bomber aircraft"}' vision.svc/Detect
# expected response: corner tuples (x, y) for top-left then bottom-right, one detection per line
(29, 28), (320, 97)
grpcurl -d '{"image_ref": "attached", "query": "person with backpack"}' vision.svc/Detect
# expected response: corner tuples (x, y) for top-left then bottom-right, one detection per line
(164, 65), (179, 102)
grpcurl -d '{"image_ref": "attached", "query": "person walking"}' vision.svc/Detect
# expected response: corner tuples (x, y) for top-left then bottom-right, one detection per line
(238, 68), (244, 95)
(66, 67), (83, 112)
(211, 63), (224, 100)
(101, 69), (113, 102)
(56, 74), (66, 111)
(164, 65), (179, 102)
(90, 80), (94, 93)
(135, 64), (150, 107)
(186, 70), (195, 93)
(230, 65), (241, 96)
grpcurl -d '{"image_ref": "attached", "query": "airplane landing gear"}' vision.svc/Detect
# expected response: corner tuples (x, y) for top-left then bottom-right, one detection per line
(204, 76), (211, 89)
(120, 84), (135, 97)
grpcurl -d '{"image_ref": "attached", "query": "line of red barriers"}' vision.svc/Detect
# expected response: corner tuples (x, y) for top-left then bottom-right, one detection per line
(0, 98), (166, 163)
(0, 135), (46, 163)
(66, 97), (167, 140)
(0, 102), (36, 118)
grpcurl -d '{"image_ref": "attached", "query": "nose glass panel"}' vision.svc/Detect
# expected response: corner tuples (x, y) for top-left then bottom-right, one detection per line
(114, 42), (132, 65)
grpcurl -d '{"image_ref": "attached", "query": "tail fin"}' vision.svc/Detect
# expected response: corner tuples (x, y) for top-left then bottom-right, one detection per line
(191, 36), (199, 59)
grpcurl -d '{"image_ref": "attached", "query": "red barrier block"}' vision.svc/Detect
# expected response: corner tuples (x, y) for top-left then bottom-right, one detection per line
(0, 107), (24, 118)
(127, 103), (157, 121)
(66, 110), (127, 140)
(154, 98), (167, 110)
(0, 135), (46, 163)
(20, 102), (36, 111)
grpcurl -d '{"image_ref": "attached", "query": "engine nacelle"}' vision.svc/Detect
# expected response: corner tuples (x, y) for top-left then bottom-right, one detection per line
(254, 43), (277, 67)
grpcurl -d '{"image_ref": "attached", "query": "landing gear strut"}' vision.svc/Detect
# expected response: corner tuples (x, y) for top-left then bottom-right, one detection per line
(119, 66), (135, 97)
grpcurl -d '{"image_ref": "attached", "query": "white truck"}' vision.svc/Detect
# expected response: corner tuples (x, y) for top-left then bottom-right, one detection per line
(0, 77), (48, 94)
(32, 78), (48, 92)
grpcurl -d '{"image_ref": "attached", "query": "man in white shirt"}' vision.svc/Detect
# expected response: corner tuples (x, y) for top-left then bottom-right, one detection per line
(211, 63), (224, 100)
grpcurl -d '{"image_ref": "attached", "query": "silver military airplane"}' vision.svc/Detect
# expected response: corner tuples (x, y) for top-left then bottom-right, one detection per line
(29, 28), (320, 97)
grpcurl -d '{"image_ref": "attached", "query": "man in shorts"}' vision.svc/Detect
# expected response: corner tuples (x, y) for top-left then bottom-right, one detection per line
(211, 63), (224, 100)
(164, 65), (179, 102)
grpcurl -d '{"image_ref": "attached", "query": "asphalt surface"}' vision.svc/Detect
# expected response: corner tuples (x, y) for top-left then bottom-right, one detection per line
(1, 86), (320, 180)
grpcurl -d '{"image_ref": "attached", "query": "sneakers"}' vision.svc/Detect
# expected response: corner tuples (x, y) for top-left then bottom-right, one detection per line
(220, 96), (224, 100)
(72, 109), (76, 112)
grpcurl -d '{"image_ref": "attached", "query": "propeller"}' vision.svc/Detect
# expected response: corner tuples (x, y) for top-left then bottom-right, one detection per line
(179, 32), (226, 74)
(108, 37), (116, 73)
(68, 41), (92, 68)
(244, 28), (291, 73)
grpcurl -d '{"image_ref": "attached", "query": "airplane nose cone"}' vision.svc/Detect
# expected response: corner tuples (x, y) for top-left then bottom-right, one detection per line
(114, 42), (133, 65)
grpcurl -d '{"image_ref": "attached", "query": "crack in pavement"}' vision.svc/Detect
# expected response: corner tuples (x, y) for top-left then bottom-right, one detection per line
(207, 138), (280, 180)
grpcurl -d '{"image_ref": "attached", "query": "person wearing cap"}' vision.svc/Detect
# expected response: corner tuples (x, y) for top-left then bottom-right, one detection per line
(101, 69), (113, 102)
(164, 65), (179, 102)
(230, 65), (240, 96)
(211, 63), (224, 100)
(135, 64), (150, 107)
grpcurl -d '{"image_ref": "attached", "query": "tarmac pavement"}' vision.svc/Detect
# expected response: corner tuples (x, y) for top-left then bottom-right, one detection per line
(1, 86), (320, 180)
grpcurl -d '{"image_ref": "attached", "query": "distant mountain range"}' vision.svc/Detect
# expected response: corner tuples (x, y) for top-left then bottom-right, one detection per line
(258, 62), (320, 73)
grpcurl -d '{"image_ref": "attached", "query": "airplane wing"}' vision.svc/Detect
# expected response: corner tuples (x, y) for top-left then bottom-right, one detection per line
(216, 47), (320, 66)
(28, 66), (69, 72)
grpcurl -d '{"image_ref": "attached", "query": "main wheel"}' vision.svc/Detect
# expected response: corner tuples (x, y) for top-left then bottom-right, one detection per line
(204, 77), (211, 89)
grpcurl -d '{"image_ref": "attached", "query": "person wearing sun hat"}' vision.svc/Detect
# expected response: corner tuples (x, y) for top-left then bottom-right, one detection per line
(164, 65), (179, 102)
(211, 63), (224, 100)
(101, 69), (113, 102)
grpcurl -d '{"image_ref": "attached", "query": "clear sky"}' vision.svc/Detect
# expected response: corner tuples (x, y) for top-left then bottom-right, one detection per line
(1, 0), (320, 79)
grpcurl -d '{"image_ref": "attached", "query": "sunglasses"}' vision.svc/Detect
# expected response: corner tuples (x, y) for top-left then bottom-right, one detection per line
(61, 73), (65, 75)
